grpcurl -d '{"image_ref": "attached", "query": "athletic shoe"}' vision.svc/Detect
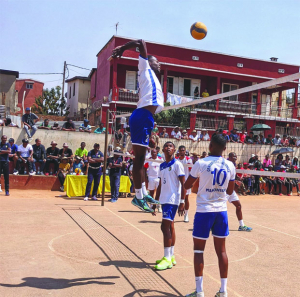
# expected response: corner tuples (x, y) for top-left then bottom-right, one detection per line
(131, 197), (154, 213)
(184, 213), (189, 223)
(28, 138), (33, 142)
(45, 173), (49, 176)
(83, 197), (89, 201)
(238, 225), (252, 232)
(0, 188), (2, 192)
(143, 194), (160, 205)
(156, 255), (176, 266)
(215, 291), (227, 297)
(60, 186), (64, 192)
(13, 170), (19, 176)
(111, 199), (118, 203)
(29, 171), (36, 176)
(154, 257), (172, 270)
(185, 291), (204, 297)
(92, 196), (98, 201)
(40, 172), (45, 176)
(5, 191), (9, 196)
(279, 193), (283, 196)
(287, 193), (291, 196)
(158, 205), (162, 213)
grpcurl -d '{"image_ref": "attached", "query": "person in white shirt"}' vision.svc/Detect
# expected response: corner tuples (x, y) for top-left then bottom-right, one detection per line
(189, 130), (200, 142)
(177, 145), (193, 222)
(201, 129), (210, 141)
(152, 141), (185, 271)
(171, 126), (182, 140)
(112, 39), (164, 213)
(14, 138), (35, 176)
(184, 134), (235, 297)
(273, 134), (281, 145)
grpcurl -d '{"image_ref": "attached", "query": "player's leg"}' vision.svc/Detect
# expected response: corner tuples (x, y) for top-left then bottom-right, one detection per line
(184, 193), (190, 222)
(231, 200), (252, 231)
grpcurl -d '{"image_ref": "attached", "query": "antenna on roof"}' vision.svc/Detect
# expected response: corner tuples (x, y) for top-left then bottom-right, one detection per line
(115, 22), (119, 35)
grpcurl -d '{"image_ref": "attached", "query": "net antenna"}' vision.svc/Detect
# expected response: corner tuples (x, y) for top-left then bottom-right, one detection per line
(115, 22), (119, 35)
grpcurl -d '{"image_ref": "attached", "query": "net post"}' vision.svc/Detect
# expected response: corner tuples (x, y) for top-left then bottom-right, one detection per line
(101, 109), (110, 206)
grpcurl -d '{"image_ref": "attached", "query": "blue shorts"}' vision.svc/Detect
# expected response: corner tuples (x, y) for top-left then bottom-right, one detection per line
(162, 204), (178, 221)
(193, 211), (229, 240)
(129, 108), (154, 147)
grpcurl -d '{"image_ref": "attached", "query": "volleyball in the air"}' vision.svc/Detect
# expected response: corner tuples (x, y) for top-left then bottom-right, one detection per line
(75, 168), (81, 175)
(190, 22), (207, 40)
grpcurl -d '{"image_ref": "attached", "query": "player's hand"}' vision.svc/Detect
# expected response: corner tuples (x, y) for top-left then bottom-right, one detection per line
(178, 203), (185, 216)
(112, 46), (124, 58)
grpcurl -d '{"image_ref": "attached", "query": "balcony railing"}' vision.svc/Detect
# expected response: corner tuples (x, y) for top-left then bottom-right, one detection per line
(109, 88), (139, 103)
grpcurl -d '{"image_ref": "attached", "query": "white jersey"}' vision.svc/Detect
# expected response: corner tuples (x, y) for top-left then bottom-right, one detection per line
(227, 191), (239, 203)
(144, 157), (161, 178)
(176, 156), (193, 179)
(190, 156), (236, 213)
(158, 158), (185, 205)
(137, 56), (164, 114)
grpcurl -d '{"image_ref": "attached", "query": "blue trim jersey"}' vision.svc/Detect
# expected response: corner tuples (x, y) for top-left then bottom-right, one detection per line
(158, 158), (185, 205)
(137, 56), (164, 114)
(190, 156), (236, 212)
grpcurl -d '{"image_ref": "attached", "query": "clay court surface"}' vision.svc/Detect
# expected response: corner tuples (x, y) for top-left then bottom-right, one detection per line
(1, 190), (299, 297)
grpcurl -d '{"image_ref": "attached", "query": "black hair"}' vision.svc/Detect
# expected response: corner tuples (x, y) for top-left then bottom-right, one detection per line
(44, 119), (49, 121)
(211, 134), (227, 150)
(148, 55), (155, 62)
(218, 128), (223, 133)
(163, 141), (175, 149)
(228, 152), (236, 157)
(5, 118), (11, 126)
(178, 145), (186, 151)
(81, 142), (86, 145)
(156, 146), (160, 150)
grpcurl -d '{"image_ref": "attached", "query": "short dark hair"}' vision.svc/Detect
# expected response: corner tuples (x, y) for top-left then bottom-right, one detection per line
(148, 55), (155, 62)
(156, 146), (160, 150)
(178, 145), (186, 151)
(163, 141), (175, 149)
(81, 142), (86, 145)
(229, 152), (236, 157)
(44, 119), (49, 121)
(211, 134), (227, 149)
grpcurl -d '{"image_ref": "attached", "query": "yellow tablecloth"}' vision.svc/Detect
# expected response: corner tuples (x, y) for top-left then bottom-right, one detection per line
(64, 175), (131, 197)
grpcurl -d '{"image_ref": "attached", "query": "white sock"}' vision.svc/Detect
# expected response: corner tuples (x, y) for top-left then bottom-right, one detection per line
(164, 247), (171, 261)
(142, 182), (148, 195)
(195, 276), (203, 293)
(185, 210), (189, 216)
(170, 246), (174, 256)
(135, 188), (143, 199)
(220, 278), (227, 293)
(239, 220), (244, 227)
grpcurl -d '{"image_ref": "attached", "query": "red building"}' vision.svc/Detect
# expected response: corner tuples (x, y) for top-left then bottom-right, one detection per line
(91, 36), (300, 136)
(15, 79), (44, 112)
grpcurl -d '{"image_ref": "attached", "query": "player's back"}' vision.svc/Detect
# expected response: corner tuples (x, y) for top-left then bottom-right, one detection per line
(190, 156), (236, 212)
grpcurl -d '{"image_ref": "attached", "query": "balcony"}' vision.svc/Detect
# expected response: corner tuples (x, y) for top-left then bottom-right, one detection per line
(109, 88), (139, 103)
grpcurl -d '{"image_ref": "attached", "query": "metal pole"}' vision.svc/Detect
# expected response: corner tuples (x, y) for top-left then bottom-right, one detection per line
(61, 61), (66, 116)
(86, 90), (90, 121)
(101, 109), (110, 206)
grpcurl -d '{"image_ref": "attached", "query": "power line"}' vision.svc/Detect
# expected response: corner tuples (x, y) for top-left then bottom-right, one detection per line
(20, 72), (63, 75)
(67, 64), (91, 71)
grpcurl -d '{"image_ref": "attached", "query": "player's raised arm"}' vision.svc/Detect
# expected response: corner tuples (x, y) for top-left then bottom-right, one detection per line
(112, 39), (147, 59)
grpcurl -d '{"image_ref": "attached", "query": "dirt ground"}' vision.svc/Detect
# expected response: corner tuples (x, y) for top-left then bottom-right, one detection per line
(0, 190), (300, 297)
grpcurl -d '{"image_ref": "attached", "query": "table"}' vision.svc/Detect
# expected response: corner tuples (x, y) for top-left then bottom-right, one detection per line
(64, 175), (131, 198)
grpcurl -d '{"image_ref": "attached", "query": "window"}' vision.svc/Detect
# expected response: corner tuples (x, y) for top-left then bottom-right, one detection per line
(125, 71), (137, 90)
(183, 79), (191, 96)
(167, 77), (174, 93)
(234, 118), (246, 131)
(69, 86), (71, 99)
(26, 84), (33, 89)
(222, 83), (238, 101)
(73, 83), (75, 96)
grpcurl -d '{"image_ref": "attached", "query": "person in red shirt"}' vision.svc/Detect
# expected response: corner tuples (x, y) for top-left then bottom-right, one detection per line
(239, 128), (247, 144)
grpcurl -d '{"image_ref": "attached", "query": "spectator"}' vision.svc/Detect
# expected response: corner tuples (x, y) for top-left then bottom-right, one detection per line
(253, 155), (262, 195)
(32, 138), (46, 175)
(107, 144), (114, 158)
(191, 152), (199, 164)
(200, 151), (207, 159)
(14, 139), (34, 175)
(276, 165), (291, 196)
(159, 128), (169, 138)
(290, 137), (297, 147)
(283, 155), (291, 168)
(229, 128), (240, 143)
(189, 130), (200, 142)
(4, 117), (18, 127)
(156, 146), (162, 158)
(292, 156), (298, 167)
(59, 143), (74, 168)
(108, 150), (123, 203)
(73, 156), (84, 173)
(235, 163), (247, 195)
(249, 154), (255, 164)
(194, 86), (200, 98)
(171, 126), (181, 140)
(296, 138), (300, 147)
(265, 134), (274, 145)
(211, 129), (219, 138)
(57, 157), (70, 192)
(22, 107), (39, 141)
(253, 135), (260, 144)
(8, 138), (18, 168)
(202, 88), (210, 109)
(274, 154), (283, 171)
(115, 128), (123, 145)
(239, 128), (247, 143)
(94, 123), (106, 134)
(79, 119), (91, 133)
(51, 121), (60, 130)
(287, 165), (300, 195)
(201, 129), (210, 141)
(245, 131), (254, 144)
(75, 142), (88, 161)
(151, 123), (160, 146)
(264, 165), (277, 194)
(245, 163), (254, 195)
(273, 134), (281, 145)
(181, 130), (189, 140)
(222, 130), (230, 142)
(262, 154), (272, 168)
(0, 135), (11, 196)
(62, 118), (76, 131)
(152, 122), (159, 135)
(0, 116), (4, 126)
(45, 141), (60, 175)
(280, 134), (289, 146)
(38, 119), (52, 130)
(228, 152), (237, 166)
(259, 133), (266, 144)
(84, 143), (104, 201)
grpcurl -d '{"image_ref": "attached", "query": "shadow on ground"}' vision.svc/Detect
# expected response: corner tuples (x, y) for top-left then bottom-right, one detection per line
(99, 260), (153, 269)
(0, 276), (119, 289)
(123, 289), (180, 297)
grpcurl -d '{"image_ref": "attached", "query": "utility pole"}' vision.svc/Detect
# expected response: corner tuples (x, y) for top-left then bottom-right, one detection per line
(61, 61), (66, 116)
(86, 90), (90, 121)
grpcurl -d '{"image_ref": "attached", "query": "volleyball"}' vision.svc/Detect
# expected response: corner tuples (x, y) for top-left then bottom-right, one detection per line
(75, 168), (81, 175)
(190, 22), (207, 40)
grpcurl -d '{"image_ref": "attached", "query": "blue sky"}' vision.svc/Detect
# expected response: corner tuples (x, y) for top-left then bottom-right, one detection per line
(1, 0), (300, 92)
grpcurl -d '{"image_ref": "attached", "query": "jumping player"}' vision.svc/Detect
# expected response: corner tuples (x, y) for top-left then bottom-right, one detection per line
(153, 142), (185, 270)
(112, 39), (163, 213)
(184, 134), (235, 297)
(227, 152), (252, 232)
(176, 145), (193, 222)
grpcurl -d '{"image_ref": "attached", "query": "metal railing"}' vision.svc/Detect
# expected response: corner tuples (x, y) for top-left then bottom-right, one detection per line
(108, 88), (139, 103)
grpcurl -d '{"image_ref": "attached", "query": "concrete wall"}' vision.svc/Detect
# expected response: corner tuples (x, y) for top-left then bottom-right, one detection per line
(0, 73), (17, 113)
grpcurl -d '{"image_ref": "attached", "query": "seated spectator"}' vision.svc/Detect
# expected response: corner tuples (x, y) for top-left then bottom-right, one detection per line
(181, 130), (189, 140)
(287, 165), (300, 195)
(265, 134), (274, 145)
(57, 157), (70, 191)
(59, 143), (74, 168)
(274, 154), (283, 171)
(160, 128), (169, 138)
(94, 123), (106, 134)
(189, 130), (200, 142)
(239, 128), (247, 143)
(264, 165), (277, 194)
(38, 119), (52, 130)
(253, 135), (260, 144)
(229, 128), (240, 143)
(200, 151), (207, 159)
(171, 126), (181, 140)
(262, 154), (272, 168)
(211, 129), (220, 138)
(51, 121), (60, 130)
(32, 138), (46, 175)
(14, 139), (35, 175)
(280, 134), (289, 146)
(243, 162), (254, 195)
(259, 133), (266, 144)
(22, 108), (39, 141)
(156, 146), (162, 158)
(191, 152), (199, 164)
(115, 129), (123, 145)
(222, 130), (230, 142)
(62, 118), (76, 131)
(276, 165), (291, 196)
(248, 154), (255, 164)
(8, 138), (18, 168)
(201, 129), (210, 141)
(273, 134), (281, 145)
(4, 117), (18, 127)
(246, 131), (254, 144)
(292, 156), (298, 167)
(283, 154), (291, 168)
(45, 141), (60, 175)
(290, 137), (297, 147)
(75, 142), (88, 161)
(73, 156), (84, 173)
(79, 119), (91, 133)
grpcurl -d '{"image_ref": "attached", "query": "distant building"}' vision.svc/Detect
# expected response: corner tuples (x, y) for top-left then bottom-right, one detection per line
(0, 69), (19, 114)
(66, 76), (91, 118)
(15, 79), (44, 112)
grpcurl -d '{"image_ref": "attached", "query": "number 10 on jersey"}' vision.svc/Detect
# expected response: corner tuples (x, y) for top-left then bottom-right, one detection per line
(211, 168), (227, 186)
